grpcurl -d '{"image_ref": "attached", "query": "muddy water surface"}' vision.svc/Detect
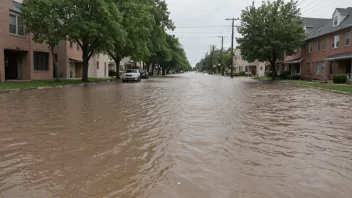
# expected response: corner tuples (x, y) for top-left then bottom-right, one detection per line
(1, 73), (352, 198)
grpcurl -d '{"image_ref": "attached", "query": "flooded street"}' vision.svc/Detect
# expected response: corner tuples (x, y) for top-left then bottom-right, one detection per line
(1, 73), (352, 198)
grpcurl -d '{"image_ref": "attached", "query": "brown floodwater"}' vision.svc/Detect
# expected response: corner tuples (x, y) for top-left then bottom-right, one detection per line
(0, 73), (352, 198)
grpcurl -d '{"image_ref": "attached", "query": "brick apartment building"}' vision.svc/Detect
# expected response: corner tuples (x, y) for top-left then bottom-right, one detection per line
(283, 7), (352, 81)
(0, 0), (143, 81)
(0, 0), (54, 81)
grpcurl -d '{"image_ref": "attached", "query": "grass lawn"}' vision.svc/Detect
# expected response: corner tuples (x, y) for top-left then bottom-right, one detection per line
(0, 78), (112, 90)
(250, 76), (271, 80)
(282, 80), (352, 93)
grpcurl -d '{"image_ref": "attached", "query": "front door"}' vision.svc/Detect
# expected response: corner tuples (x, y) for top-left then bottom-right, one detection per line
(4, 51), (18, 80)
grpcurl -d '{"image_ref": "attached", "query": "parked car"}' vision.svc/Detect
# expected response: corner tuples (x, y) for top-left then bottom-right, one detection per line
(139, 70), (149, 79)
(122, 69), (141, 83)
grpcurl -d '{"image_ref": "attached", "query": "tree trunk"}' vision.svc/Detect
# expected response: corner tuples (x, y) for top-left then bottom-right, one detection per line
(81, 41), (89, 82)
(150, 64), (155, 76)
(157, 66), (160, 75)
(222, 66), (225, 76)
(161, 65), (166, 75)
(271, 61), (276, 80)
(51, 46), (60, 82)
(113, 57), (122, 79)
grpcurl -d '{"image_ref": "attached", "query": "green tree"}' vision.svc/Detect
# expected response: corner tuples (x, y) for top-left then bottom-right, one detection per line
(144, 0), (174, 76)
(22, 0), (66, 82)
(236, 0), (305, 80)
(59, 0), (124, 82)
(105, 0), (155, 79)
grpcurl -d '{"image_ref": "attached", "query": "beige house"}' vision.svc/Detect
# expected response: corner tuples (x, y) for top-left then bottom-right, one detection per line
(233, 48), (266, 77)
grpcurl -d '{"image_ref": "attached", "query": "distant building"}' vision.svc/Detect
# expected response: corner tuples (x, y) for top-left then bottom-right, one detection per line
(233, 48), (266, 77)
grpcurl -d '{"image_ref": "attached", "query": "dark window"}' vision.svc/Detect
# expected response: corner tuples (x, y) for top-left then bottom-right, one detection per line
(97, 61), (99, 69)
(77, 43), (80, 50)
(316, 39), (320, 51)
(345, 31), (350, 46)
(70, 41), (73, 48)
(17, 16), (24, 36)
(33, 52), (49, 70)
(306, 62), (310, 72)
(321, 62), (325, 75)
(330, 62), (334, 75)
(322, 38), (326, 51)
(9, 14), (16, 34)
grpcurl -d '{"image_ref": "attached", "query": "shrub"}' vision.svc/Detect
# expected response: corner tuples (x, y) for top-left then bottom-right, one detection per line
(332, 74), (347, 84)
(279, 71), (291, 79)
(109, 70), (116, 77)
(239, 71), (246, 76)
(265, 71), (277, 78)
(234, 73), (239, 76)
(287, 74), (301, 80)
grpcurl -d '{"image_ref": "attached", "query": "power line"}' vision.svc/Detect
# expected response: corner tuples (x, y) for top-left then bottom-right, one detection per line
(175, 25), (231, 29)
(301, 0), (341, 15)
(297, 0), (308, 6)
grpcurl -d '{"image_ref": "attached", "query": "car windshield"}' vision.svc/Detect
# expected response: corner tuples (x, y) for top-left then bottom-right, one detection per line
(126, 70), (138, 73)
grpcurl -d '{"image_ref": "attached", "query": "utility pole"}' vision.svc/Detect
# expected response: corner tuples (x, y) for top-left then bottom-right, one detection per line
(210, 45), (216, 75)
(225, 17), (239, 78)
(219, 36), (225, 76)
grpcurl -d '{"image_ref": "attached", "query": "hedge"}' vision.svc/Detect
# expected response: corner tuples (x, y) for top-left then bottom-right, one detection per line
(332, 74), (347, 84)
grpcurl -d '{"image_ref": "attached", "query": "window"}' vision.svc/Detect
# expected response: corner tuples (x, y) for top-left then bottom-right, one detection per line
(330, 62), (334, 75)
(331, 35), (339, 49)
(321, 62), (325, 75)
(33, 52), (49, 70)
(306, 62), (310, 72)
(77, 43), (80, 50)
(306, 42), (312, 53)
(316, 39), (320, 51)
(12, 1), (22, 12)
(315, 62), (320, 75)
(9, 14), (24, 36)
(345, 31), (350, 46)
(260, 66), (263, 70)
(322, 38), (326, 51)
(9, 14), (16, 34)
(333, 16), (338, 26)
(70, 41), (73, 48)
(17, 16), (24, 36)
(97, 61), (99, 69)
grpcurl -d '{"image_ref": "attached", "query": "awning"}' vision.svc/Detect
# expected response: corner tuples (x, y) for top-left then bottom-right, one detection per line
(284, 58), (304, 64)
(325, 52), (352, 61)
(69, 58), (83, 63)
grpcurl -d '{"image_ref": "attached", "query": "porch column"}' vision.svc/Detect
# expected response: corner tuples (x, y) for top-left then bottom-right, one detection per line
(0, 48), (4, 81)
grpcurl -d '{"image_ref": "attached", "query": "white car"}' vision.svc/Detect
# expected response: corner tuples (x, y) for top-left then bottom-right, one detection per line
(122, 69), (141, 83)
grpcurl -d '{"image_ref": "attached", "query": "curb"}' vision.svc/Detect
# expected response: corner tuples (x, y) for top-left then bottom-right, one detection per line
(281, 82), (352, 94)
(0, 80), (114, 95)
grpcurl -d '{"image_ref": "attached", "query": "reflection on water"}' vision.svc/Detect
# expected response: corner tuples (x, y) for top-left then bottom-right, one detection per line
(0, 73), (352, 198)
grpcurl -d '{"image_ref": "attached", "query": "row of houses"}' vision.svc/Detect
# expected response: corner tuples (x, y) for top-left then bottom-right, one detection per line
(0, 0), (144, 82)
(234, 7), (352, 81)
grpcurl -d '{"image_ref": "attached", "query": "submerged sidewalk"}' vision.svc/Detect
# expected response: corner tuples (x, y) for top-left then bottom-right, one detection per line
(0, 78), (114, 93)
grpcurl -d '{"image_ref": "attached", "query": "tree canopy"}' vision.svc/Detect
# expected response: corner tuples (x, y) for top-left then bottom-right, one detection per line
(236, 0), (305, 79)
(194, 48), (232, 73)
(22, 0), (191, 81)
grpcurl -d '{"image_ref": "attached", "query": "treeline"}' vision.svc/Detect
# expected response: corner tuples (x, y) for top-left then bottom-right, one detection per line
(194, 48), (232, 74)
(22, 0), (192, 82)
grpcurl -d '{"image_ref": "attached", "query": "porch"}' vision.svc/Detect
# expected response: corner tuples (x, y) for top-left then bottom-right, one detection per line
(284, 58), (304, 75)
(326, 52), (352, 81)
(69, 58), (83, 78)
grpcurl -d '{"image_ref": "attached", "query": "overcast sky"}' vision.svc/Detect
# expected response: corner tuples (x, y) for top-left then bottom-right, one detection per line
(165, 0), (351, 67)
